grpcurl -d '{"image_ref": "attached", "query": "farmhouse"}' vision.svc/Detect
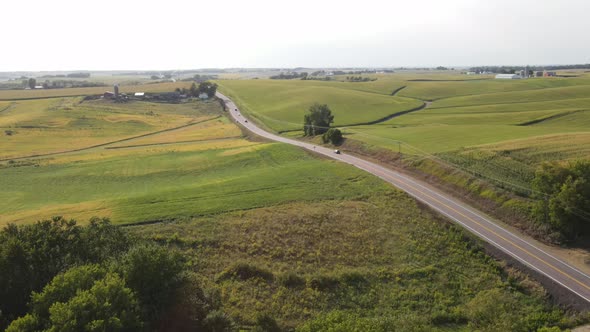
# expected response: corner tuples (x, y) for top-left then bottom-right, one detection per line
(198, 92), (208, 100)
(495, 73), (521, 79)
(134, 92), (145, 97)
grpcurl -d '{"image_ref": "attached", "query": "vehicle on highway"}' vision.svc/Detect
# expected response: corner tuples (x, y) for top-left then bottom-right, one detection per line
(334, 149), (340, 154)
(245, 120), (248, 123)
(235, 108), (238, 111)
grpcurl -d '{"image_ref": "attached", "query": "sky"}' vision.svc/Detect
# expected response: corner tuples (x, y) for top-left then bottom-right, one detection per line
(2, 0), (590, 71)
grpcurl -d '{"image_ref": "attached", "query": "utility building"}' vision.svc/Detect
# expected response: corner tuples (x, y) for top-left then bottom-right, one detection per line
(495, 74), (522, 79)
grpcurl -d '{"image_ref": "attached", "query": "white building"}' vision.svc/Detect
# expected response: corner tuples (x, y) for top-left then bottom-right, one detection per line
(495, 74), (522, 79)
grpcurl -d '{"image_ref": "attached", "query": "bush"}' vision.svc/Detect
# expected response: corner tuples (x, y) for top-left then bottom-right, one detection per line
(252, 313), (281, 332)
(278, 272), (305, 289)
(308, 274), (340, 291)
(217, 263), (274, 282)
(203, 310), (234, 332)
(322, 128), (343, 145)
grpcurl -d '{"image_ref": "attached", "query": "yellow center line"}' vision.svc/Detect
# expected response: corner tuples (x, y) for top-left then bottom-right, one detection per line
(366, 163), (590, 292)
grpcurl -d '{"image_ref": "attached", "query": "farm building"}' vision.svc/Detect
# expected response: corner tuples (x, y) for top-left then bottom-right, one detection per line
(544, 71), (557, 77)
(536, 71), (544, 77)
(134, 92), (145, 97)
(103, 91), (115, 99)
(495, 74), (522, 79)
(198, 92), (209, 100)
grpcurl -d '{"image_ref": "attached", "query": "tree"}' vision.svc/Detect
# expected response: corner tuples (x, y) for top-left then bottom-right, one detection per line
(47, 273), (142, 332)
(189, 82), (198, 97)
(322, 128), (343, 145)
(303, 103), (334, 136)
(28, 78), (36, 89)
(115, 244), (185, 319)
(532, 161), (590, 239)
(198, 81), (218, 98)
(0, 217), (130, 329)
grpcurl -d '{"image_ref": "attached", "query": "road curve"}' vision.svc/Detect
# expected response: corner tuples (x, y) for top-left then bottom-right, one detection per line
(217, 92), (590, 306)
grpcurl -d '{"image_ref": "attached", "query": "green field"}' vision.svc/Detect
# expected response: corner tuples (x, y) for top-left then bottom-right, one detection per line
(218, 73), (590, 193)
(219, 79), (423, 132)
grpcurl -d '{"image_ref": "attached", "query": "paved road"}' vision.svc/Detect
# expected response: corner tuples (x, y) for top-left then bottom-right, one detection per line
(217, 92), (590, 305)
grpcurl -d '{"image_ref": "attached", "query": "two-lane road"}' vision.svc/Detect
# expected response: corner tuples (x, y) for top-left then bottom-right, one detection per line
(217, 92), (590, 306)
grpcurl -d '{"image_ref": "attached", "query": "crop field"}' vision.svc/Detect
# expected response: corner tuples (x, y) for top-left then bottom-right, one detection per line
(0, 97), (221, 159)
(218, 73), (590, 193)
(0, 81), (191, 100)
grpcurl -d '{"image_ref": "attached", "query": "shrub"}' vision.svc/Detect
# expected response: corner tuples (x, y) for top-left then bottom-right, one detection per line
(203, 310), (234, 332)
(321, 128), (343, 145)
(252, 313), (281, 332)
(217, 263), (274, 282)
(278, 272), (305, 289)
(308, 274), (340, 291)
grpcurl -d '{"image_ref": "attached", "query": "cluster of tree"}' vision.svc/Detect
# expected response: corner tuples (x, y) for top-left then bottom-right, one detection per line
(174, 81), (218, 98)
(532, 161), (590, 240)
(150, 74), (173, 80)
(345, 76), (376, 82)
(0, 217), (233, 331)
(270, 72), (308, 80)
(39, 73), (91, 79)
(180, 74), (218, 82)
(303, 103), (334, 137)
(302, 76), (333, 81)
(39, 80), (106, 89)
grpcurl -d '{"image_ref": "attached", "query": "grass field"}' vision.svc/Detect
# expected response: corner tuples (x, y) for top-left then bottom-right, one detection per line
(218, 79), (423, 132)
(131, 191), (575, 331)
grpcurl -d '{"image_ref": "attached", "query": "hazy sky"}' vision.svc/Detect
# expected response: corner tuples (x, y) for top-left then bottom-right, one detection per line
(3, 0), (589, 71)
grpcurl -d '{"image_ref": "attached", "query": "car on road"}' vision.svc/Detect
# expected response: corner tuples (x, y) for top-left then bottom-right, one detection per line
(334, 149), (340, 154)
(235, 108), (238, 111)
(245, 120), (248, 123)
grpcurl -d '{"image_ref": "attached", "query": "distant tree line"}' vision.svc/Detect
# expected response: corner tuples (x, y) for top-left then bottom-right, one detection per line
(40, 73), (91, 79)
(0, 217), (234, 331)
(180, 74), (218, 82)
(270, 72), (308, 80)
(175, 81), (218, 98)
(469, 64), (590, 73)
(41, 80), (106, 89)
(346, 76), (376, 82)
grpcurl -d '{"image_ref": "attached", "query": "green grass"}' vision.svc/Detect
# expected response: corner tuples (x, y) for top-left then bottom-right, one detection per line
(218, 79), (423, 132)
(0, 143), (388, 225)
